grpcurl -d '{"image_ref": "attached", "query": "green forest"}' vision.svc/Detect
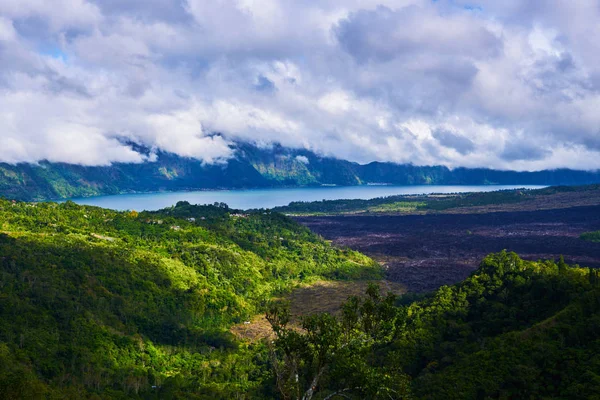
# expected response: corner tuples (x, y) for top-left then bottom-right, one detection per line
(274, 184), (600, 215)
(1, 199), (599, 399)
(2, 141), (600, 201)
(273, 187), (541, 215)
(581, 231), (600, 243)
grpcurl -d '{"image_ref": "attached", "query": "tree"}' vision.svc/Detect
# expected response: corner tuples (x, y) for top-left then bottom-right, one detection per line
(558, 255), (568, 274)
(265, 285), (411, 400)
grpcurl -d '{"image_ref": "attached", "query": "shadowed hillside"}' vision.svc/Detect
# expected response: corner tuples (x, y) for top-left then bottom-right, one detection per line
(2, 141), (600, 201)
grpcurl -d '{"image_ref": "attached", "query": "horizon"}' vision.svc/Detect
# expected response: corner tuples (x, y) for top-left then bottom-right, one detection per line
(5, 139), (600, 173)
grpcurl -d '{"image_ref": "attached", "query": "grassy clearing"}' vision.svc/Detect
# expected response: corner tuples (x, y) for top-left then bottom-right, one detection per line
(367, 201), (426, 213)
(278, 201), (426, 216)
(231, 280), (406, 341)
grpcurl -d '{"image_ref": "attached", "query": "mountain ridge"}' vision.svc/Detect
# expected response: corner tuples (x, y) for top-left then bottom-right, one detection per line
(2, 140), (600, 201)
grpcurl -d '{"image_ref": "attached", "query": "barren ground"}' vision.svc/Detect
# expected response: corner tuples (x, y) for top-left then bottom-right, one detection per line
(231, 280), (405, 341)
(296, 205), (600, 292)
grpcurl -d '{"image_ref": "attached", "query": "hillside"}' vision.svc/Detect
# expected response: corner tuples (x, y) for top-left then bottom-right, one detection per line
(0, 198), (599, 398)
(0, 199), (380, 398)
(2, 200), (599, 399)
(257, 251), (600, 399)
(2, 141), (600, 201)
(394, 252), (600, 399)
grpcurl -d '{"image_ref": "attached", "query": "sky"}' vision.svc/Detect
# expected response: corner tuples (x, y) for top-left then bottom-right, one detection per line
(1, 0), (600, 171)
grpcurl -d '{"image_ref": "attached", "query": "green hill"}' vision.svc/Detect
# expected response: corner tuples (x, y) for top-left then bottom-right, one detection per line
(257, 252), (600, 399)
(0, 199), (379, 398)
(1, 198), (599, 399)
(393, 252), (600, 399)
(2, 141), (600, 201)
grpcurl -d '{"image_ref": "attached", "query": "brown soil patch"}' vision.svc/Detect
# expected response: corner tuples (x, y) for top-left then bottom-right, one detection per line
(296, 205), (600, 293)
(231, 280), (405, 341)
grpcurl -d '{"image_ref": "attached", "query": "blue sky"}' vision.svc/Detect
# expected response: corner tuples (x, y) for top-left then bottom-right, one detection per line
(0, 0), (599, 171)
(39, 46), (67, 60)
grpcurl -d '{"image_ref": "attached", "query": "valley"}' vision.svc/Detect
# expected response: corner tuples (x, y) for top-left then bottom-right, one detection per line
(5, 2), (600, 398)
(231, 279), (406, 341)
(295, 187), (600, 292)
(2, 141), (600, 202)
(2, 189), (600, 398)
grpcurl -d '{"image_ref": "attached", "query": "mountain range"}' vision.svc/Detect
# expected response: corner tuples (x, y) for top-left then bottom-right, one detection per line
(2, 141), (600, 201)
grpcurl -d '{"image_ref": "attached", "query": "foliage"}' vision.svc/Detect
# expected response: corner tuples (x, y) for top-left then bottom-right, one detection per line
(581, 230), (600, 243)
(1, 195), (599, 398)
(274, 197), (426, 216)
(417, 189), (530, 211)
(389, 251), (600, 399)
(275, 189), (535, 215)
(2, 141), (600, 201)
(268, 252), (600, 399)
(0, 198), (380, 398)
(266, 284), (410, 400)
(276, 184), (600, 215)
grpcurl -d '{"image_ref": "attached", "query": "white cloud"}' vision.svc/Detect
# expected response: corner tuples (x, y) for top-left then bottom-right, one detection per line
(295, 155), (309, 164)
(0, 0), (101, 31)
(0, 16), (16, 41)
(0, 0), (599, 170)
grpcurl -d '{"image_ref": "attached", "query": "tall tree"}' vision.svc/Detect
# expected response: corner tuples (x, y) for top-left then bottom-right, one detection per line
(266, 285), (411, 399)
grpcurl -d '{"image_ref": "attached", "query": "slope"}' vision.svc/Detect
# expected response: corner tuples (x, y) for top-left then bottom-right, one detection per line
(0, 199), (380, 398)
(2, 141), (600, 201)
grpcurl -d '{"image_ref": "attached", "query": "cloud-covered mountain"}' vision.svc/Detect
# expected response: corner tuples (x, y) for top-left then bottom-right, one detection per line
(1, 1), (600, 171)
(2, 141), (600, 201)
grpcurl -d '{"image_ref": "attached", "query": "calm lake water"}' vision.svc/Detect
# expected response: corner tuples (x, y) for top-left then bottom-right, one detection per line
(67, 185), (546, 211)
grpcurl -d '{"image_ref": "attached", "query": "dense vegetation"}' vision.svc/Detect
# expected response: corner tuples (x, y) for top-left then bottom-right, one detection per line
(2, 141), (600, 201)
(263, 252), (600, 399)
(400, 252), (600, 399)
(1, 198), (599, 398)
(581, 231), (600, 243)
(0, 199), (379, 398)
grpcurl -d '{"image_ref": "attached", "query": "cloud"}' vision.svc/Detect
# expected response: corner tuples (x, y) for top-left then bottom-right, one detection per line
(0, 0), (599, 170)
(295, 155), (309, 164)
(0, 0), (102, 32)
(432, 129), (475, 155)
(0, 16), (16, 41)
(334, 5), (502, 63)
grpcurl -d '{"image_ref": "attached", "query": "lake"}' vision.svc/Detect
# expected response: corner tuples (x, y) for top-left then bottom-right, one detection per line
(67, 185), (546, 211)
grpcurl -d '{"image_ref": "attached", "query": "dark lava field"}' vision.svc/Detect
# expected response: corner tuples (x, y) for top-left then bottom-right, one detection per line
(297, 205), (600, 292)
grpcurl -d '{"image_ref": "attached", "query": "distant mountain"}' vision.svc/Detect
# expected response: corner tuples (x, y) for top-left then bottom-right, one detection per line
(1, 140), (600, 201)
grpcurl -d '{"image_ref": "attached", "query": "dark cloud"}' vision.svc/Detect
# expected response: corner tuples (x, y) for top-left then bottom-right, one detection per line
(432, 129), (475, 155)
(91, 0), (191, 23)
(501, 142), (551, 162)
(556, 52), (574, 72)
(334, 5), (502, 63)
(254, 75), (276, 93)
